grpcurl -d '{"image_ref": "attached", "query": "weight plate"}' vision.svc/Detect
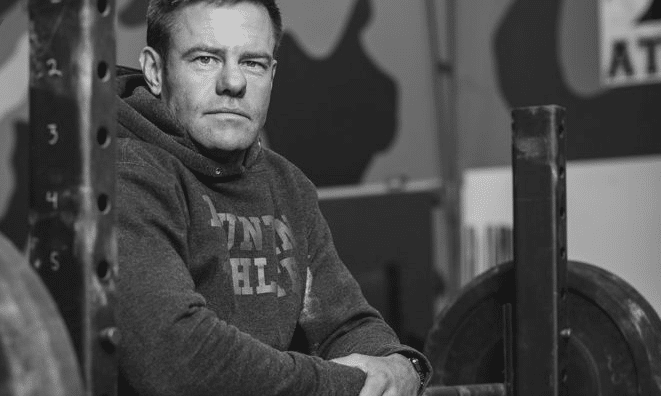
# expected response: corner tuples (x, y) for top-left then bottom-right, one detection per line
(424, 261), (661, 395)
(0, 233), (83, 396)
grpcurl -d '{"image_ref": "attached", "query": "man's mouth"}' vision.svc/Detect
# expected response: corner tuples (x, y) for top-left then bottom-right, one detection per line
(208, 108), (250, 119)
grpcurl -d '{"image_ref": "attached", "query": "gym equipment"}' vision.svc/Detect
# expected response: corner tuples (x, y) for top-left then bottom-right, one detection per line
(0, 233), (83, 395)
(425, 260), (661, 395)
(423, 106), (661, 395)
(26, 0), (118, 394)
(3, 7), (660, 391)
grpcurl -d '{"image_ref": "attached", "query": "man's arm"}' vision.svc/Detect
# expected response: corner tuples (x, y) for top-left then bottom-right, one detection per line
(296, 194), (432, 395)
(332, 353), (421, 396)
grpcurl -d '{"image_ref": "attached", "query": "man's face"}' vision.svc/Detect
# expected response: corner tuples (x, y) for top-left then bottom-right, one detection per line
(152, 2), (277, 155)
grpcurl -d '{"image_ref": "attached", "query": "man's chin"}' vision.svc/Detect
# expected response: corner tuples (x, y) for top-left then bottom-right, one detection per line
(199, 126), (254, 146)
(201, 134), (257, 156)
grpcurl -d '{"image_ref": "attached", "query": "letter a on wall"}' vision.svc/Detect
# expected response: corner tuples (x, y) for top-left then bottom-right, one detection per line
(601, 0), (661, 86)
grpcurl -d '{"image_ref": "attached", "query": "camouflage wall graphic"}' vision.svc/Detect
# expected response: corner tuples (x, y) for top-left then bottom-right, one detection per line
(0, 0), (441, 249)
(0, 0), (29, 249)
(266, 0), (398, 187)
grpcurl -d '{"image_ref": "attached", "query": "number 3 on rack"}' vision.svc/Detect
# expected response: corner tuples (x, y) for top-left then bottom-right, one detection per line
(47, 123), (59, 145)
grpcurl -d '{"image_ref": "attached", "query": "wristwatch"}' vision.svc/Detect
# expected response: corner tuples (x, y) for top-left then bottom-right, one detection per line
(407, 356), (427, 394)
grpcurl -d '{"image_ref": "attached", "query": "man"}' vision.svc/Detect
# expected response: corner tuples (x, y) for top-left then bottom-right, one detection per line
(115, 0), (431, 394)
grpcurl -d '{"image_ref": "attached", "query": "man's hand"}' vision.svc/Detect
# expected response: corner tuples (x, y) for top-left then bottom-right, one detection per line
(331, 353), (419, 396)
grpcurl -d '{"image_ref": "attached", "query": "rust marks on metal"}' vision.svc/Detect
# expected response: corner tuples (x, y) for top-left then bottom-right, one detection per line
(511, 105), (564, 165)
(513, 135), (554, 163)
(627, 299), (648, 336)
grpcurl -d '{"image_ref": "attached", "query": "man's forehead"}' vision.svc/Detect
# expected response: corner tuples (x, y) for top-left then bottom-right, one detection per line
(169, 2), (276, 52)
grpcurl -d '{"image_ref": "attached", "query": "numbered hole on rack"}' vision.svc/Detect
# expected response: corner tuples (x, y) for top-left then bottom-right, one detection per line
(559, 166), (566, 179)
(97, 61), (110, 82)
(97, 259), (112, 282)
(97, 0), (110, 16)
(97, 193), (111, 214)
(97, 126), (111, 148)
(559, 206), (566, 220)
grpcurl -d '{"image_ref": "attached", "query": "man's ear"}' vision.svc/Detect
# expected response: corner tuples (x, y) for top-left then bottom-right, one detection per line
(140, 46), (164, 96)
(270, 59), (277, 82)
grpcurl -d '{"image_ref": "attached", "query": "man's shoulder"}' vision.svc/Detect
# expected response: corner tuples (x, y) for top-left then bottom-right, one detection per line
(116, 136), (182, 176)
(260, 147), (317, 192)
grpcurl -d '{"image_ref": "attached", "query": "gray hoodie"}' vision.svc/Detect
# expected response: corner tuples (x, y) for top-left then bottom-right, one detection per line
(114, 66), (430, 396)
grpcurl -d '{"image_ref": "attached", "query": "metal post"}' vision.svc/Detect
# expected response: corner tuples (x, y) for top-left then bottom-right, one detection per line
(425, 0), (462, 298)
(28, 0), (118, 394)
(511, 106), (568, 396)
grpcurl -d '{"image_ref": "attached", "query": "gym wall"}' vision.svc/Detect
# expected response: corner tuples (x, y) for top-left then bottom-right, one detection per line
(458, 0), (661, 315)
(0, 0), (442, 243)
(1, 0), (659, 316)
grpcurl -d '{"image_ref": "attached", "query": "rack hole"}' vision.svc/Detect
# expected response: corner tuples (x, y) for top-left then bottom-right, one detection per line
(560, 247), (566, 259)
(559, 166), (565, 179)
(97, 126), (110, 147)
(97, 193), (111, 214)
(559, 206), (566, 219)
(97, 0), (109, 15)
(97, 259), (111, 281)
(97, 61), (110, 81)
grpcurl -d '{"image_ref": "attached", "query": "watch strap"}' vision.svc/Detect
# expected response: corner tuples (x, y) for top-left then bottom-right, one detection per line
(407, 356), (426, 394)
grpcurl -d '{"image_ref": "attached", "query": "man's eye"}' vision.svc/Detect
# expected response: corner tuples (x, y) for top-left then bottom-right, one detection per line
(243, 60), (266, 70)
(195, 56), (214, 65)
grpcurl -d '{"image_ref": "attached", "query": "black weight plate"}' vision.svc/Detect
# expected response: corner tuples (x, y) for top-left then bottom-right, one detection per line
(424, 260), (661, 395)
(0, 233), (83, 396)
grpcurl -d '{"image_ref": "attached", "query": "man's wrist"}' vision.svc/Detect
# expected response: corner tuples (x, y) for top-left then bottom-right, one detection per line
(405, 355), (426, 394)
(389, 353), (427, 394)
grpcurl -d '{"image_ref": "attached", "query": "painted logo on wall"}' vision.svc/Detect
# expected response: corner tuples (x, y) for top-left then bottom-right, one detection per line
(495, 0), (661, 160)
(601, 0), (661, 86)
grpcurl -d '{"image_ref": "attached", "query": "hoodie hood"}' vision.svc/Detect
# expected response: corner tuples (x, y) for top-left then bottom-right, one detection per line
(115, 65), (262, 179)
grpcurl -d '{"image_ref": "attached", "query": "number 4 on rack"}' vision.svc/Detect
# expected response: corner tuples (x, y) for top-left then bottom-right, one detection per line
(46, 191), (58, 210)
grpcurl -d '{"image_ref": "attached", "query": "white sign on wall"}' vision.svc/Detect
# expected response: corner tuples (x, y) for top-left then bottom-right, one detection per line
(600, 0), (661, 86)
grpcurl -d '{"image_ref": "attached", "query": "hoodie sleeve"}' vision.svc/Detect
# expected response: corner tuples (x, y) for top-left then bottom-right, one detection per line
(115, 142), (370, 396)
(297, 193), (432, 392)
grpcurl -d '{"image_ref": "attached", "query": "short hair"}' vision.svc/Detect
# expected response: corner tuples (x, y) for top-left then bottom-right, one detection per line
(146, 0), (283, 60)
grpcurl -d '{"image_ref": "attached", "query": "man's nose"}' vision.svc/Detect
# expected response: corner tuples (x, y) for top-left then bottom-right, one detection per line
(217, 62), (246, 97)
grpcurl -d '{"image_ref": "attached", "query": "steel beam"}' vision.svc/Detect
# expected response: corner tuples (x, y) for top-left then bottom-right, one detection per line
(28, 0), (118, 394)
(511, 105), (568, 396)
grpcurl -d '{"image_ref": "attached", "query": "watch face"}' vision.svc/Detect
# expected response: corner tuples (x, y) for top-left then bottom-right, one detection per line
(409, 357), (425, 379)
